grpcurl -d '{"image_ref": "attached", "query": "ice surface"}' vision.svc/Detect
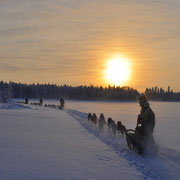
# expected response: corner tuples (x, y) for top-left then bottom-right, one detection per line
(0, 100), (180, 180)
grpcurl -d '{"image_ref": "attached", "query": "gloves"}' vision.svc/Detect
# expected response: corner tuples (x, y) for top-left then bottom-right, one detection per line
(137, 115), (142, 124)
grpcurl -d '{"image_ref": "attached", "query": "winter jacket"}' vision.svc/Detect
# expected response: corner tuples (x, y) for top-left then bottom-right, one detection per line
(136, 104), (155, 138)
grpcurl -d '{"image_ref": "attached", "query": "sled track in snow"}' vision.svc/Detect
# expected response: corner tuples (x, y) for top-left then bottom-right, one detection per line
(66, 109), (180, 180)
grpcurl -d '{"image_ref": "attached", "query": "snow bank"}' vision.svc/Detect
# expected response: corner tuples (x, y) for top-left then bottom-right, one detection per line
(0, 102), (30, 110)
(0, 103), (142, 180)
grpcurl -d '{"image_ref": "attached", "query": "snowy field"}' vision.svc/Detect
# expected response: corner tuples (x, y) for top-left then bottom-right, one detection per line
(0, 100), (180, 180)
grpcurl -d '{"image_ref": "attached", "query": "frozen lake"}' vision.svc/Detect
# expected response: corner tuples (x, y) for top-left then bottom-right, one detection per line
(17, 98), (180, 152)
(1, 100), (180, 180)
(32, 99), (180, 152)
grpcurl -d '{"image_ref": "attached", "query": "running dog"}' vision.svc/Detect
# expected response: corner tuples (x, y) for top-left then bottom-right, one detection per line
(117, 121), (127, 135)
(107, 117), (117, 135)
(98, 113), (106, 131)
(88, 113), (97, 125)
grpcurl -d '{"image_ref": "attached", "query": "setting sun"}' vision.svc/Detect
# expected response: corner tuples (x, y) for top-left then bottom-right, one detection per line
(104, 55), (131, 86)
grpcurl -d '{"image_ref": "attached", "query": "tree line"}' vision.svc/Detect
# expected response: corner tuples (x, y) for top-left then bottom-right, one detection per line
(0, 81), (179, 102)
(145, 86), (180, 101)
(0, 81), (139, 102)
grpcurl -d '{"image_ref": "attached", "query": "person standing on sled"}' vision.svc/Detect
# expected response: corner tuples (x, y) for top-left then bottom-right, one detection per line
(135, 95), (156, 154)
(60, 98), (65, 110)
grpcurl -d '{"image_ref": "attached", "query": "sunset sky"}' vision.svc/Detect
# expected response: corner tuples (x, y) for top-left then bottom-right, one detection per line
(0, 0), (180, 91)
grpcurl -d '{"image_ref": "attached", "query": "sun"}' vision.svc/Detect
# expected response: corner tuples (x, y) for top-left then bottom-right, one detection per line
(104, 55), (131, 86)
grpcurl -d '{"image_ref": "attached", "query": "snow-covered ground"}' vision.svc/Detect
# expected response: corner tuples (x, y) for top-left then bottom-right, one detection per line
(0, 100), (180, 180)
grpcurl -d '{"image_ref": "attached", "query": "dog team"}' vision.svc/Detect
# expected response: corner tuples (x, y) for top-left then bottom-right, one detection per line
(30, 98), (65, 110)
(88, 112), (127, 136)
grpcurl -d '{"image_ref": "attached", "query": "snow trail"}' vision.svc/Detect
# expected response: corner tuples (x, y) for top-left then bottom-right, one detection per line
(66, 108), (180, 180)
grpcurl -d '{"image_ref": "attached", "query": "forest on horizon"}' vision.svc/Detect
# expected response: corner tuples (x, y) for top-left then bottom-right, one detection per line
(0, 80), (180, 102)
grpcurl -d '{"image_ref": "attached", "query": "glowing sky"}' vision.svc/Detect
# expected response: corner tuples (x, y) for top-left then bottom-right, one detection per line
(0, 0), (180, 91)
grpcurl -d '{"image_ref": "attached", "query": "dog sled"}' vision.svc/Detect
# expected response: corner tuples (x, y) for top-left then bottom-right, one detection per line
(125, 129), (158, 155)
(125, 129), (144, 155)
